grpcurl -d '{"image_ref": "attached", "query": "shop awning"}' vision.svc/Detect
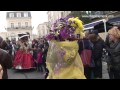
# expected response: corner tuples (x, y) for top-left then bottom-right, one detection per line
(94, 22), (113, 32)
(107, 17), (120, 23)
(84, 21), (103, 29)
(84, 19), (106, 30)
(84, 19), (113, 33)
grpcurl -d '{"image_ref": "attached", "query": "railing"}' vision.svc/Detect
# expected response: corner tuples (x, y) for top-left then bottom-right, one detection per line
(6, 26), (33, 30)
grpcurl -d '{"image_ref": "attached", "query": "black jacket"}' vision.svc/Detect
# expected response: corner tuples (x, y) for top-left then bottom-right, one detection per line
(92, 39), (105, 60)
(42, 42), (49, 63)
(0, 49), (12, 79)
(108, 40), (120, 65)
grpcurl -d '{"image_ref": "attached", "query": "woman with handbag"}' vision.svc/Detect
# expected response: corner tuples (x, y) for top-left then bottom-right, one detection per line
(78, 31), (95, 79)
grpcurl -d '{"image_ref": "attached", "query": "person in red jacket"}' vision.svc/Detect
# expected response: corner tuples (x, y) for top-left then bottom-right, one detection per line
(37, 48), (43, 72)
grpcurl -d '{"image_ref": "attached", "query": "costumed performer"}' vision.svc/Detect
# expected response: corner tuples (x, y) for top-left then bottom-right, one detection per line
(13, 33), (34, 69)
(46, 16), (86, 79)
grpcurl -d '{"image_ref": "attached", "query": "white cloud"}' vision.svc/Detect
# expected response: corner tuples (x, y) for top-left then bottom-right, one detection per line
(0, 11), (48, 34)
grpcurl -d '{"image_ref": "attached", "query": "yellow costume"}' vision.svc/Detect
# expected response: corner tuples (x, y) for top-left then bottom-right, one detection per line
(46, 17), (86, 79)
(68, 17), (85, 39)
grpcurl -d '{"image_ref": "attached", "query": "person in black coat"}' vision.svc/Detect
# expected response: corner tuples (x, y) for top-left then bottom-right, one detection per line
(42, 41), (49, 79)
(107, 26), (120, 79)
(32, 40), (38, 60)
(88, 32), (105, 79)
(105, 34), (114, 79)
(6, 40), (13, 56)
(0, 48), (12, 79)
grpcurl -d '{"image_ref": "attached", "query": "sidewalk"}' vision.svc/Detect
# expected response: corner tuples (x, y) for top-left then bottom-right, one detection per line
(102, 61), (109, 79)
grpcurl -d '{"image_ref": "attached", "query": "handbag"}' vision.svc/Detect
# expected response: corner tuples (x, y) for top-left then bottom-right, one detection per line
(80, 40), (92, 67)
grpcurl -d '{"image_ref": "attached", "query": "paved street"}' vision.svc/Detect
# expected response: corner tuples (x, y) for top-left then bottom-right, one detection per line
(102, 61), (109, 79)
(8, 68), (45, 79)
(7, 61), (109, 79)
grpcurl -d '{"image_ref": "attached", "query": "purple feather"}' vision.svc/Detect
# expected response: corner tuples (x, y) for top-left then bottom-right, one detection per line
(59, 27), (69, 39)
(65, 16), (73, 20)
(46, 34), (55, 40)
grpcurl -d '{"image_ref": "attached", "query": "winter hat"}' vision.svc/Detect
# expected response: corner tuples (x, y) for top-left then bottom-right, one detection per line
(18, 33), (29, 39)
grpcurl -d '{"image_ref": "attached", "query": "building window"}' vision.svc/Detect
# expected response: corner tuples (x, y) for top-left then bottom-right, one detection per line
(42, 26), (44, 30)
(18, 22), (21, 27)
(24, 12), (28, 17)
(11, 33), (15, 36)
(25, 22), (28, 27)
(11, 23), (14, 28)
(11, 33), (15, 40)
(17, 13), (21, 17)
(9, 13), (14, 18)
(61, 12), (64, 17)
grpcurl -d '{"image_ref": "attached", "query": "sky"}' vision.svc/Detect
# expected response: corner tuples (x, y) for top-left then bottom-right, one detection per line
(0, 11), (48, 34)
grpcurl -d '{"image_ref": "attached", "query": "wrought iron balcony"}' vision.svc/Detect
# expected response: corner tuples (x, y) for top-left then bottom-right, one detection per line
(6, 26), (33, 30)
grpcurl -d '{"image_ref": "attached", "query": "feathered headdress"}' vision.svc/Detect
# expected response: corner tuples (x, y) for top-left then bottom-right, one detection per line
(46, 16), (84, 41)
